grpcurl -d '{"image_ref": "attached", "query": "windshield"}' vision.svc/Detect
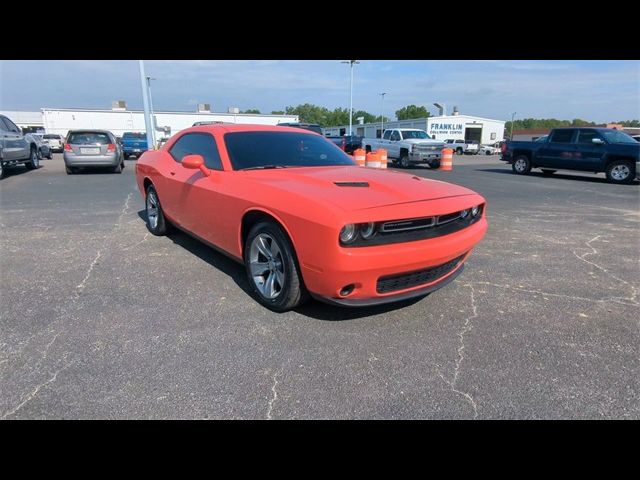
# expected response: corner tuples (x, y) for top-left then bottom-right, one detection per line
(224, 131), (356, 170)
(401, 130), (428, 139)
(601, 130), (637, 144)
(122, 132), (146, 140)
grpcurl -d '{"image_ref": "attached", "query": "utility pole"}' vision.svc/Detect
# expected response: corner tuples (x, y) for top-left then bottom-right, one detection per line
(341, 60), (360, 135)
(510, 112), (517, 140)
(380, 92), (386, 137)
(146, 76), (157, 147)
(138, 61), (154, 151)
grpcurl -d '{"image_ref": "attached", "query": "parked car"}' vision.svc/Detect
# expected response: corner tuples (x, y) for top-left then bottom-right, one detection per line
(135, 124), (487, 311)
(0, 114), (41, 179)
(63, 130), (124, 174)
(121, 132), (148, 159)
(444, 139), (478, 155)
(276, 122), (323, 135)
(362, 129), (445, 168)
(326, 135), (363, 154)
(43, 133), (65, 152)
(501, 127), (639, 184)
(477, 144), (500, 155)
(29, 133), (53, 159)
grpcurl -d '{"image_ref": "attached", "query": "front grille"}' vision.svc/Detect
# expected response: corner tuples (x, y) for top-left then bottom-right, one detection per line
(376, 254), (465, 294)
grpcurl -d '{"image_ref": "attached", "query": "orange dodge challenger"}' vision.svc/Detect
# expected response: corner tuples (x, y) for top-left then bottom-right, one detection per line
(135, 124), (487, 311)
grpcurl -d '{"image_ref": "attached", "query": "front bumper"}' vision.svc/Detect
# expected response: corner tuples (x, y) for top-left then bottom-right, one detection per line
(409, 151), (442, 163)
(300, 216), (487, 306)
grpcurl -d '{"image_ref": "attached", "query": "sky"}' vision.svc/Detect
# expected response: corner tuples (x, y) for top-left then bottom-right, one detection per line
(1, 60), (639, 122)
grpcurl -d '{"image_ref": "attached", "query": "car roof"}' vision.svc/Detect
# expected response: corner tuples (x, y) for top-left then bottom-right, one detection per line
(188, 124), (320, 135)
(68, 129), (114, 134)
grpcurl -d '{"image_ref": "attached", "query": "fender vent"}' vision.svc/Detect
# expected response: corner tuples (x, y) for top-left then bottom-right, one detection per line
(334, 181), (369, 187)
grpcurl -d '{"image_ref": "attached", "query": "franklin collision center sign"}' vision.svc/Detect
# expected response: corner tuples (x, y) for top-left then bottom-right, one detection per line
(429, 123), (464, 135)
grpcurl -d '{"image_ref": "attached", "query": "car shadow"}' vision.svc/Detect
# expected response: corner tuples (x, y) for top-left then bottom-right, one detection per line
(71, 166), (125, 174)
(478, 168), (639, 185)
(1, 165), (33, 179)
(136, 210), (431, 321)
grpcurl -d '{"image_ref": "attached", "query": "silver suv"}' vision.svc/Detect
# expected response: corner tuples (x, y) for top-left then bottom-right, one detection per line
(63, 130), (125, 174)
(0, 114), (41, 179)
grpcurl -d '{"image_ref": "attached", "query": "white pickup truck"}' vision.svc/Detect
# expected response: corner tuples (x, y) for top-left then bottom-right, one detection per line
(361, 128), (446, 168)
(444, 139), (479, 155)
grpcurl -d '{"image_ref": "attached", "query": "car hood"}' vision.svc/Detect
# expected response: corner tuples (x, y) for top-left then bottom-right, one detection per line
(402, 139), (445, 145)
(243, 165), (478, 212)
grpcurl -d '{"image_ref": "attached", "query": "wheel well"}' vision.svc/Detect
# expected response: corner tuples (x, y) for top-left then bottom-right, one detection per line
(512, 150), (531, 161)
(605, 156), (634, 168)
(241, 210), (288, 257)
(400, 147), (408, 157)
(365, 145), (372, 153)
(143, 177), (153, 193)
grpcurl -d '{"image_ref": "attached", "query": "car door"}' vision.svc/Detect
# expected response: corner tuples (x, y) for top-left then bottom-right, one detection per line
(536, 129), (578, 168)
(575, 129), (607, 171)
(163, 132), (225, 241)
(388, 130), (402, 157)
(1, 116), (28, 160)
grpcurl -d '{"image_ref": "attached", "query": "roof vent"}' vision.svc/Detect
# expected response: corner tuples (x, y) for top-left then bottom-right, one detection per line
(112, 100), (126, 111)
(452, 106), (460, 116)
(228, 107), (240, 114)
(334, 181), (369, 187)
(197, 103), (211, 113)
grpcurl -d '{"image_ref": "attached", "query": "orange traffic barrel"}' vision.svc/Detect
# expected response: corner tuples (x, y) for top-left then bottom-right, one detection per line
(377, 149), (388, 169)
(353, 148), (366, 167)
(440, 148), (454, 171)
(366, 151), (381, 168)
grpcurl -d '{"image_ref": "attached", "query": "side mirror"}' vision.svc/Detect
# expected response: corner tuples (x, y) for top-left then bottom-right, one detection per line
(182, 154), (211, 176)
(592, 138), (604, 145)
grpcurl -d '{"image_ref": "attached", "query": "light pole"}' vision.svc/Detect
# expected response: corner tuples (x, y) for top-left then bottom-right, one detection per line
(138, 60), (154, 152)
(146, 76), (156, 147)
(341, 60), (360, 135)
(379, 92), (386, 137)
(510, 112), (516, 140)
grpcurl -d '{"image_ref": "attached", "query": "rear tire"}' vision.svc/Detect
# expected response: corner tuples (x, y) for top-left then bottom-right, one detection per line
(430, 160), (441, 169)
(512, 155), (531, 175)
(0, 162), (4, 179)
(244, 220), (308, 312)
(65, 165), (75, 175)
(25, 147), (39, 170)
(456, 147), (463, 155)
(605, 160), (634, 184)
(145, 185), (170, 236)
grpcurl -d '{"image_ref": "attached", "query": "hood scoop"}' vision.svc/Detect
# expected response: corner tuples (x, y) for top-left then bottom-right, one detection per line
(334, 181), (369, 187)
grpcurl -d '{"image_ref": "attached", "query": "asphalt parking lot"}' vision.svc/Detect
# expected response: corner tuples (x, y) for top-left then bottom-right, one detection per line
(1, 154), (638, 419)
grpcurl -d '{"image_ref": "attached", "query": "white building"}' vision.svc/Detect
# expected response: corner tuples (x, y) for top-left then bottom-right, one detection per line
(323, 113), (506, 145)
(1, 106), (298, 140)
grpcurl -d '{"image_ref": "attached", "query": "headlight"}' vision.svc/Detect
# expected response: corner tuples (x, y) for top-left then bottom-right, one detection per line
(471, 205), (480, 217)
(360, 222), (376, 239)
(460, 209), (470, 219)
(339, 224), (358, 244)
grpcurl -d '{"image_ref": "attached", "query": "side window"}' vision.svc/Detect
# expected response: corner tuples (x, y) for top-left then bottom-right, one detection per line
(549, 129), (575, 143)
(169, 133), (223, 170)
(382, 130), (391, 140)
(577, 130), (601, 144)
(1, 116), (19, 133)
(390, 131), (401, 142)
(0, 117), (8, 132)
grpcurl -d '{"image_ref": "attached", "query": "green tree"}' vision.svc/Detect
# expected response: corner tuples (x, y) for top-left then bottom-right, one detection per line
(271, 110), (285, 115)
(352, 110), (378, 124)
(326, 107), (350, 127)
(615, 119), (640, 127)
(285, 103), (330, 125)
(243, 109), (261, 114)
(395, 105), (430, 120)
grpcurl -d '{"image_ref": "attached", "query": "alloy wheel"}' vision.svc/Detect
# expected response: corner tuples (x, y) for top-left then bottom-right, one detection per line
(249, 233), (285, 299)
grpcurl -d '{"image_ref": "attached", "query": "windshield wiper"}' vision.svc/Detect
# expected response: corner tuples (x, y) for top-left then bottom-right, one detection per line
(241, 165), (290, 171)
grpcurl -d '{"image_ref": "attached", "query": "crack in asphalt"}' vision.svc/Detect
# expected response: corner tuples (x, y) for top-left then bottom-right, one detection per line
(438, 283), (479, 419)
(572, 235), (639, 307)
(266, 370), (280, 420)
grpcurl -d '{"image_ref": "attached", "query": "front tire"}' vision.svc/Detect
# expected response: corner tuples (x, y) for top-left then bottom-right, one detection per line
(399, 154), (410, 169)
(145, 185), (170, 236)
(512, 155), (531, 175)
(244, 221), (307, 312)
(605, 160), (634, 184)
(430, 159), (441, 169)
(25, 147), (39, 170)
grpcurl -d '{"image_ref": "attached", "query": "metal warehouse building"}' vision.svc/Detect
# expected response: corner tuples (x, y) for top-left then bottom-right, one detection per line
(1, 104), (298, 141)
(323, 112), (506, 145)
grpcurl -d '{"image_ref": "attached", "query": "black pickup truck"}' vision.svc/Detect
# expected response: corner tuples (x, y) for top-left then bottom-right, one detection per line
(501, 127), (639, 184)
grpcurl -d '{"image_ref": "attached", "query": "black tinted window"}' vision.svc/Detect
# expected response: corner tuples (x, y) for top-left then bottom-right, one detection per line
(169, 133), (222, 170)
(123, 132), (146, 139)
(67, 132), (112, 144)
(224, 131), (355, 170)
(550, 130), (575, 143)
(43, 134), (60, 139)
(577, 130), (601, 144)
